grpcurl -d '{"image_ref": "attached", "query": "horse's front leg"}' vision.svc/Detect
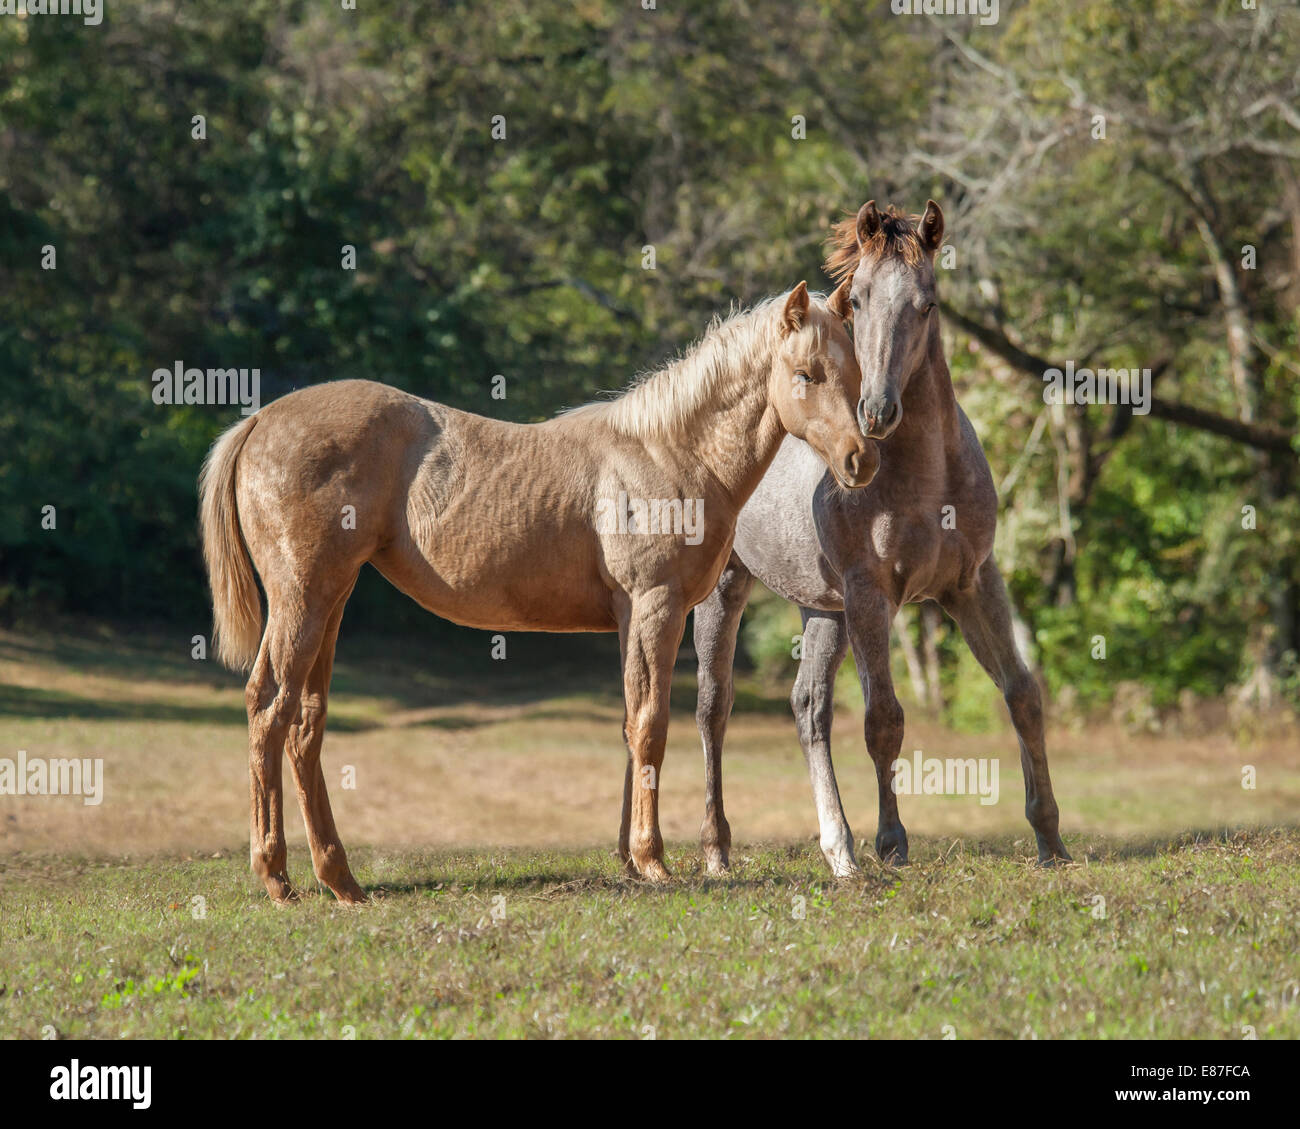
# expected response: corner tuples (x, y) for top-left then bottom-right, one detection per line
(618, 586), (686, 883)
(843, 578), (908, 865)
(792, 607), (858, 876)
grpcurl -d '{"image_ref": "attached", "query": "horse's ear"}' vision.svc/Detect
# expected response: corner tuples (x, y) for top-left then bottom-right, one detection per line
(828, 278), (853, 321)
(856, 200), (881, 247)
(781, 281), (810, 336)
(918, 199), (944, 254)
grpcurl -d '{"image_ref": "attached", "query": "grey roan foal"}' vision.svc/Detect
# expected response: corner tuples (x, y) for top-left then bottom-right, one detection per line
(693, 201), (1071, 876)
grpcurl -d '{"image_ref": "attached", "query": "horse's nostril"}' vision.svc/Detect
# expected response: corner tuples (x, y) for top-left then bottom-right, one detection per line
(859, 398), (899, 437)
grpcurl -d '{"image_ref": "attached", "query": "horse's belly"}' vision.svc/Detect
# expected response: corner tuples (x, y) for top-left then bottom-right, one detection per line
(435, 588), (617, 633)
(373, 542), (617, 633)
(734, 470), (842, 609)
(740, 549), (844, 612)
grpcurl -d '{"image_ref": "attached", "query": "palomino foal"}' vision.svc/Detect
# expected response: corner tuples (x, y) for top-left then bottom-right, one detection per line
(692, 203), (1071, 875)
(201, 284), (875, 903)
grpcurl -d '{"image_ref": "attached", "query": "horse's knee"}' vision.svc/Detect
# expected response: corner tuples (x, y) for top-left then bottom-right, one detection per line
(866, 692), (904, 744)
(695, 676), (733, 733)
(626, 704), (669, 754)
(791, 678), (833, 745)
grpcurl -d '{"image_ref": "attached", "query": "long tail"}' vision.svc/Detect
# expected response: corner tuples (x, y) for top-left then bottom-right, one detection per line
(199, 416), (262, 672)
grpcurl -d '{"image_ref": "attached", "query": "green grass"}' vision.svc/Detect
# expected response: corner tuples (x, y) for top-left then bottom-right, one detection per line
(3, 830), (1298, 1039)
(3, 624), (1298, 1039)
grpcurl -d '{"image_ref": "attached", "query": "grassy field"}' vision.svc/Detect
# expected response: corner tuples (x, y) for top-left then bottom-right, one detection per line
(1, 623), (1298, 1038)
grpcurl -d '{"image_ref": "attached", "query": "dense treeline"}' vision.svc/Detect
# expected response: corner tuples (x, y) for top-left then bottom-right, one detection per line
(1, 1), (1297, 718)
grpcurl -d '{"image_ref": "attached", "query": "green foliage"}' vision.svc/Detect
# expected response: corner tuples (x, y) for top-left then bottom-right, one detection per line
(0, 1), (917, 627)
(740, 588), (803, 684)
(1, 1), (1296, 717)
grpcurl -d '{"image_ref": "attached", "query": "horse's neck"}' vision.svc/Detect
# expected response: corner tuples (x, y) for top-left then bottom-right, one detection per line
(887, 328), (962, 472)
(674, 340), (787, 507)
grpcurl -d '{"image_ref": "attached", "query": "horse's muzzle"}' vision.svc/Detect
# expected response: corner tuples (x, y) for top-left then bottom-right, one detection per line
(860, 396), (901, 439)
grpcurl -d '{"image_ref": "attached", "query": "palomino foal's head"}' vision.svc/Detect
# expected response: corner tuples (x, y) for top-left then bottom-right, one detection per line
(826, 200), (945, 439)
(770, 282), (876, 489)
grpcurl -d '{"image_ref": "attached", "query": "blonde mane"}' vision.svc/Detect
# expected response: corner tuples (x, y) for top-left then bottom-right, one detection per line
(561, 292), (831, 439)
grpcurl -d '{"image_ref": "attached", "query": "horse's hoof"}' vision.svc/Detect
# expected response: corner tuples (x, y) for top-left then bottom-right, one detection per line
(876, 829), (910, 867)
(1037, 844), (1073, 867)
(821, 842), (860, 878)
(329, 882), (370, 906)
(637, 859), (672, 884)
(265, 876), (299, 905)
(702, 850), (730, 877)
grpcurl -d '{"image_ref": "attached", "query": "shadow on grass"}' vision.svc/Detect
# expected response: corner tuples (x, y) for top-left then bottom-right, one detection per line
(0, 624), (637, 724)
(0, 680), (627, 734)
(0, 683), (379, 733)
(354, 841), (889, 898)
(0, 626), (798, 731)
(0, 603), (811, 731)
(364, 872), (623, 897)
(0, 683), (247, 727)
(1072, 825), (1300, 862)
(359, 871), (846, 898)
(402, 705), (618, 731)
(900, 826), (1300, 866)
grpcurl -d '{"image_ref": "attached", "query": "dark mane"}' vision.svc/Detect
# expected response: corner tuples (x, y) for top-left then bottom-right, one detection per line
(823, 205), (925, 284)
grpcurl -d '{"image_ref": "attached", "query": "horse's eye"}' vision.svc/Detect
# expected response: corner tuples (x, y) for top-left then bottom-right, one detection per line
(849, 295), (861, 311)
(795, 370), (812, 383)
(923, 302), (937, 315)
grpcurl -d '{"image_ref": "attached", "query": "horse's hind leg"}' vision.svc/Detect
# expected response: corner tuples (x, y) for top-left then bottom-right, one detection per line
(793, 608), (857, 877)
(284, 576), (367, 904)
(618, 586), (686, 883)
(245, 592), (336, 903)
(843, 579), (909, 864)
(940, 556), (1071, 864)
(692, 554), (754, 875)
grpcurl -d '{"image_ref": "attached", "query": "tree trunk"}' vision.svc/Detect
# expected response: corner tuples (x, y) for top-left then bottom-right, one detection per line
(921, 602), (945, 717)
(896, 605), (930, 710)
